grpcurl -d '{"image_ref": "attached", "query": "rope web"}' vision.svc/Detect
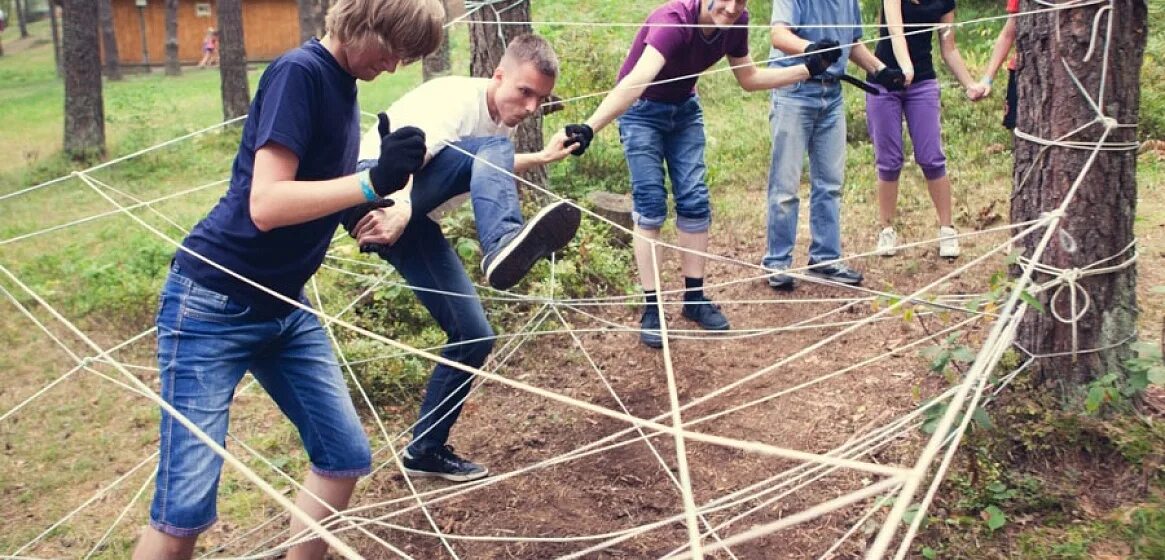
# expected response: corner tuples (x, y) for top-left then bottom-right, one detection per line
(0, 1), (1140, 558)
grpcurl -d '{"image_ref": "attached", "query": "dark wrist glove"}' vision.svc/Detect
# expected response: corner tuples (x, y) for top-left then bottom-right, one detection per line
(340, 197), (396, 255)
(803, 39), (841, 77)
(564, 123), (594, 157)
(370, 112), (426, 196)
(872, 67), (907, 91)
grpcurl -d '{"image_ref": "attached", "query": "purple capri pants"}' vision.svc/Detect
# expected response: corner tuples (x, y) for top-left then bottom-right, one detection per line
(865, 78), (948, 182)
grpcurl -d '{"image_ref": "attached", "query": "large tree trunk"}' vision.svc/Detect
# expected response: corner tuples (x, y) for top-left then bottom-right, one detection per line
(97, 0), (121, 81)
(468, 0), (547, 188)
(48, 0), (61, 76)
(1011, 0), (1146, 402)
(15, 0), (28, 39)
(61, 0), (105, 160)
(422, 0), (451, 81)
(297, 0), (327, 43)
(217, 0), (249, 121)
(163, 0), (180, 76)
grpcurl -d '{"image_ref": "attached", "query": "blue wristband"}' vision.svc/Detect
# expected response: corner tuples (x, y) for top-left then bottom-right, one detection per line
(357, 169), (377, 202)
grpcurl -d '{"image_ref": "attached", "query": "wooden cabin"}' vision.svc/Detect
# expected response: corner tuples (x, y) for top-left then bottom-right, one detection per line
(108, 0), (302, 65)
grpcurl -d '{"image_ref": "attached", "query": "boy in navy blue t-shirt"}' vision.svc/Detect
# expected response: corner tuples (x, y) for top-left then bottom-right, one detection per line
(133, 1), (446, 558)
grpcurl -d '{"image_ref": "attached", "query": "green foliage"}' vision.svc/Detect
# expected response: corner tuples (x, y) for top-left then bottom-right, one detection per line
(920, 332), (978, 383)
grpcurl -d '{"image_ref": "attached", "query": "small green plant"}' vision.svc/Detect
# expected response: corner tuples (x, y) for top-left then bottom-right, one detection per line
(920, 332), (978, 383)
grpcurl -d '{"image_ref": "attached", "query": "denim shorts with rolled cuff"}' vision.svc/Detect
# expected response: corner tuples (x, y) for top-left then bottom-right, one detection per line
(148, 264), (371, 537)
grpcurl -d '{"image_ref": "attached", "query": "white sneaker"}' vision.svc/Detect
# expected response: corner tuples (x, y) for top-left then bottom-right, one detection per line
(939, 226), (960, 258)
(876, 227), (898, 256)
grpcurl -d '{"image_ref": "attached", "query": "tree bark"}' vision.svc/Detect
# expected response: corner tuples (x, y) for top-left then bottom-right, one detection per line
(421, 0), (451, 81)
(98, 0), (121, 80)
(468, 0), (547, 188)
(61, 0), (105, 160)
(163, 0), (180, 76)
(15, 0), (28, 39)
(48, 0), (61, 76)
(297, 0), (327, 44)
(1011, 0), (1146, 401)
(217, 0), (249, 121)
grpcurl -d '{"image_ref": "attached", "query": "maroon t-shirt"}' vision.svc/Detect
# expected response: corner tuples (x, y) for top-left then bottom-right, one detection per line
(616, 0), (750, 104)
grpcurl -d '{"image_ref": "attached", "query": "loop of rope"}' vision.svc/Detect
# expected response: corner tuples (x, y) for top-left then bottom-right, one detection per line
(1019, 241), (1137, 359)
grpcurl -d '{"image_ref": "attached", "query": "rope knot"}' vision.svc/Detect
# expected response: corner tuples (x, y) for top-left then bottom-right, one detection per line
(1101, 116), (1119, 130)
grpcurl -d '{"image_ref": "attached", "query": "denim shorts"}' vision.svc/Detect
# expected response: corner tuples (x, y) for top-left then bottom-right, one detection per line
(149, 265), (371, 537)
(617, 96), (711, 233)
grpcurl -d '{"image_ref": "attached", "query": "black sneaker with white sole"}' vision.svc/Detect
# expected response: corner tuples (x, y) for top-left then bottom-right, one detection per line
(805, 260), (864, 285)
(482, 200), (581, 291)
(402, 446), (488, 482)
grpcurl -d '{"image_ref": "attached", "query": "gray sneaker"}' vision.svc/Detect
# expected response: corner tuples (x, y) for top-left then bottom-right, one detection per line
(767, 267), (795, 291)
(806, 260), (864, 285)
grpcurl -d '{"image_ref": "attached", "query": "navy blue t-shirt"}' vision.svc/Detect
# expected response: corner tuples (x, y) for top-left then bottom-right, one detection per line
(175, 39), (360, 318)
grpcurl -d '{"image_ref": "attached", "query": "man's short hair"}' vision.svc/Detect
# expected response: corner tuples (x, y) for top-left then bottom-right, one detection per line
(502, 34), (559, 78)
(326, 0), (445, 62)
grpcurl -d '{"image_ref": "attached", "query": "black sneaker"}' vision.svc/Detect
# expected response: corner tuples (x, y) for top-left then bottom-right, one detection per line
(482, 200), (581, 291)
(681, 298), (730, 331)
(639, 308), (663, 349)
(402, 446), (488, 482)
(806, 260), (864, 285)
(767, 268), (795, 291)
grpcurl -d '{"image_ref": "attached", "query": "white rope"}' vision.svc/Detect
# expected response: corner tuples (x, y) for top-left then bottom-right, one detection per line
(0, 116), (246, 203)
(13, 452), (158, 556)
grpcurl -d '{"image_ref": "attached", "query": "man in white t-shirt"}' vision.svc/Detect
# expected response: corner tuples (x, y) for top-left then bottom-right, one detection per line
(340, 34), (578, 482)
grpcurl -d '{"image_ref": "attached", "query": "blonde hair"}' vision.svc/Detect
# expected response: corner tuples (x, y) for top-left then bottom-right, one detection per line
(501, 34), (559, 78)
(326, 0), (445, 61)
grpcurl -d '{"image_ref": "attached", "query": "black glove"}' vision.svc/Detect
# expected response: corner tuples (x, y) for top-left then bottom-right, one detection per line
(340, 198), (395, 255)
(803, 39), (841, 77)
(872, 67), (907, 91)
(369, 113), (426, 196)
(564, 123), (594, 157)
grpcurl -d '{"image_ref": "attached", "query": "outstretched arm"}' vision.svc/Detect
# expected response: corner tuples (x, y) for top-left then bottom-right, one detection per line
(938, 11), (987, 99)
(582, 46), (667, 134)
(729, 53), (811, 92)
(979, 15), (1017, 97)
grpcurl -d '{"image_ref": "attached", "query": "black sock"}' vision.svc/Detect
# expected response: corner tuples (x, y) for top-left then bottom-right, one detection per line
(683, 277), (704, 302)
(644, 290), (658, 307)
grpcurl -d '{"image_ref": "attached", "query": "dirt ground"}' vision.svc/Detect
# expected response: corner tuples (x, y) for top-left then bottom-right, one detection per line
(298, 222), (1013, 559)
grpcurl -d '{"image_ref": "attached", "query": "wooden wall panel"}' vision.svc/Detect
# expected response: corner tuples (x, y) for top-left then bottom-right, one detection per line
(110, 0), (298, 65)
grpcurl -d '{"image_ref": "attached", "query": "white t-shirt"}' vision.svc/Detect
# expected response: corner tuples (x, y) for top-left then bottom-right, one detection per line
(359, 76), (514, 220)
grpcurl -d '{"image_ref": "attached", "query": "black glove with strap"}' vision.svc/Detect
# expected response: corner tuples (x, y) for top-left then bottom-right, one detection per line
(369, 113), (426, 197)
(564, 123), (594, 157)
(872, 67), (907, 92)
(803, 39), (841, 77)
(340, 198), (396, 255)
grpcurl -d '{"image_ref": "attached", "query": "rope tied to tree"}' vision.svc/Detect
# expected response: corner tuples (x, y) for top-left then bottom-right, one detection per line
(1022, 241), (1138, 360)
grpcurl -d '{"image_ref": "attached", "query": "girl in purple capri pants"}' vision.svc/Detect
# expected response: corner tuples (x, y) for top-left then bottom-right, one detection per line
(866, 0), (987, 258)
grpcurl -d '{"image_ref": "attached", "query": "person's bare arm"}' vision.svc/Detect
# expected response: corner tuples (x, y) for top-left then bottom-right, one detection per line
(883, 0), (914, 84)
(979, 15), (1017, 97)
(770, 23), (811, 58)
(582, 46), (668, 134)
(937, 11), (987, 99)
(249, 144), (366, 232)
(730, 54), (811, 91)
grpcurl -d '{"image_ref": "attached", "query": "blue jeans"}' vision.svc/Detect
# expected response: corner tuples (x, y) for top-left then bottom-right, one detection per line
(149, 265), (370, 537)
(763, 80), (847, 269)
(413, 136), (522, 254)
(618, 96), (711, 233)
(357, 137), (522, 253)
(381, 216), (495, 456)
(356, 139), (505, 456)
